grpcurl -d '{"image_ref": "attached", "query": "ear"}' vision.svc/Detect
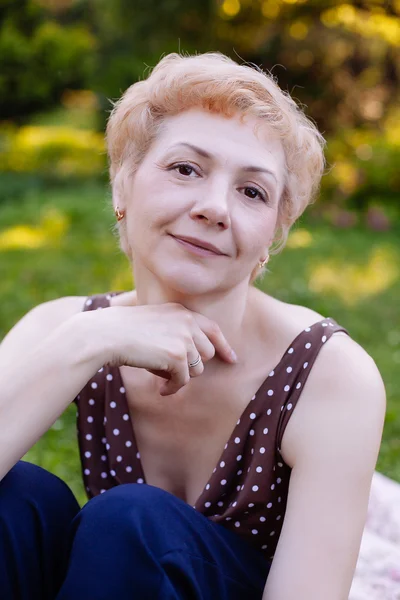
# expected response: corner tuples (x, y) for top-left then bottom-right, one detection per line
(111, 170), (134, 261)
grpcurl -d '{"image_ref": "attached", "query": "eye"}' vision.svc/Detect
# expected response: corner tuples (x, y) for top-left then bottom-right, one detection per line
(242, 186), (268, 203)
(171, 163), (199, 177)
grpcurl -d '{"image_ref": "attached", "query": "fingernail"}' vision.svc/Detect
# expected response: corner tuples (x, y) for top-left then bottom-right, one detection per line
(231, 350), (238, 362)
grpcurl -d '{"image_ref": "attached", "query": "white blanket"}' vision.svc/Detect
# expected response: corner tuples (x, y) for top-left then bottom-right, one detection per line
(350, 472), (400, 599)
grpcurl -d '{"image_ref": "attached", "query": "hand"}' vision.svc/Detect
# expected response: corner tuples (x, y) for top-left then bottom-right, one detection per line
(96, 303), (238, 396)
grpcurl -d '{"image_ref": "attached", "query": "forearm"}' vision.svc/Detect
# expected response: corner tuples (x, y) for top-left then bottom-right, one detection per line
(0, 311), (105, 480)
(261, 557), (354, 600)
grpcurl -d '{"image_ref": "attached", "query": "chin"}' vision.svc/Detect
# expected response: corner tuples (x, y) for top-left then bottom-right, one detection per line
(158, 264), (223, 296)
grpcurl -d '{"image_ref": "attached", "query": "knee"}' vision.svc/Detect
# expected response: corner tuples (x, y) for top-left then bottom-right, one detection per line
(0, 461), (80, 525)
(79, 484), (183, 532)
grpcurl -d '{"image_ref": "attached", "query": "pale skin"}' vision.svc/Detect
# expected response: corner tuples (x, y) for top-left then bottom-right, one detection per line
(0, 109), (386, 599)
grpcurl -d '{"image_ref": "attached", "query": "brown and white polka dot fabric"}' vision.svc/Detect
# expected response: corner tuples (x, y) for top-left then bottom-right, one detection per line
(75, 292), (349, 560)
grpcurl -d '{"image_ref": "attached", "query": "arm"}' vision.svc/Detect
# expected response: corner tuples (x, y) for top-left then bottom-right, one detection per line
(262, 334), (386, 600)
(0, 298), (106, 480)
(0, 296), (236, 480)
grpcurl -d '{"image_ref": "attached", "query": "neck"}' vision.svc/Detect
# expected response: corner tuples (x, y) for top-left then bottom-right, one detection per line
(133, 265), (256, 365)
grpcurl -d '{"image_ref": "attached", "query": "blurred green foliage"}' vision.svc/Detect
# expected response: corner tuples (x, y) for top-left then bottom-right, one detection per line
(0, 123), (105, 177)
(0, 0), (95, 119)
(2, 0), (400, 132)
(1, 0), (399, 209)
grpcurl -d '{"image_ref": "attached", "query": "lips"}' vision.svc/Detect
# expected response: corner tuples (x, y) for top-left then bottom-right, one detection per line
(171, 235), (225, 255)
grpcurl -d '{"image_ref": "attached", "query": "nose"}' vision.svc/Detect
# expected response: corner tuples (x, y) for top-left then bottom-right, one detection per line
(189, 178), (231, 230)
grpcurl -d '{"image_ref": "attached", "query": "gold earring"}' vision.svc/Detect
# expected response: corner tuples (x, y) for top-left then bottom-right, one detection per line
(114, 206), (125, 221)
(258, 255), (270, 268)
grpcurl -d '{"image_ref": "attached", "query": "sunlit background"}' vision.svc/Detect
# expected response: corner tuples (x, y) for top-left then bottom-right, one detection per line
(0, 0), (399, 505)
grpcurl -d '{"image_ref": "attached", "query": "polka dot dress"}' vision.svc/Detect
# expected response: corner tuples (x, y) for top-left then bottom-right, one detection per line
(75, 292), (350, 560)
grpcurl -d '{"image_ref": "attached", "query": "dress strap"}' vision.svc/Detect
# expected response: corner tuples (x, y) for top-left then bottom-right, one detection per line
(275, 318), (350, 454)
(74, 290), (124, 497)
(81, 292), (120, 312)
(73, 292), (120, 406)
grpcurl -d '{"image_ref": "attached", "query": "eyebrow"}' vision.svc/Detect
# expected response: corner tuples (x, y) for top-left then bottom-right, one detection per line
(167, 142), (278, 183)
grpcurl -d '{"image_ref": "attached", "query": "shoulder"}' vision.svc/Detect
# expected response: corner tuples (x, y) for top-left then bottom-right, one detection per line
(281, 327), (386, 470)
(293, 329), (385, 425)
(251, 287), (327, 346)
(0, 289), (135, 363)
(254, 288), (386, 484)
(32, 295), (89, 321)
(0, 295), (89, 368)
(3, 295), (89, 340)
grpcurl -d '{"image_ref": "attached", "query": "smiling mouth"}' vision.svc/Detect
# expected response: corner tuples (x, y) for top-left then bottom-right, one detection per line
(170, 235), (225, 257)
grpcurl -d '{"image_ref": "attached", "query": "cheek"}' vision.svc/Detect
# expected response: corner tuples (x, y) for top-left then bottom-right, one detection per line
(234, 211), (276, 255)
(129, 171), (184, 227)
(258, 209), (278, 241)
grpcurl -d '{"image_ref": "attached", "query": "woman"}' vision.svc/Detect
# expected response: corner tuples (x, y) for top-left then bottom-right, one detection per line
(0, 53), (386, 599)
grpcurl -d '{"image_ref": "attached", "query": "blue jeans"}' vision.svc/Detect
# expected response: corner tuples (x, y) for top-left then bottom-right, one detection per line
(0, 461), (270, 599)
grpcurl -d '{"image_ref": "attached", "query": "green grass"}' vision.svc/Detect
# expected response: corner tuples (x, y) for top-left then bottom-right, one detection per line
(1, 180), (399, 506)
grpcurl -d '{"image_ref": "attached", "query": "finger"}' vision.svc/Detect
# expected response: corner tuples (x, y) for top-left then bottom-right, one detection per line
(149, 338), (207, 389)
(191, 330), (215, 364)
(159, 357), (190, 396)
(191, 313), (238, 364)
(187, 346), (204, 378)
(146, 368), (172, 380)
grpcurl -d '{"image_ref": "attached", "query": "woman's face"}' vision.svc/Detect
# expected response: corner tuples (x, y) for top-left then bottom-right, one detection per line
(118, 108), (285, 295)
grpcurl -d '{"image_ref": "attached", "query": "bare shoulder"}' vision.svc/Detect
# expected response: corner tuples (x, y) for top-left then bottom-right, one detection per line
(252, 287), (329, 343)
(32, 295), (88, 323)
(281, 322), (386, 469)
(0, 295), (89, 365)
(250, 289), (386, 466)
(18, 295), (88, 329)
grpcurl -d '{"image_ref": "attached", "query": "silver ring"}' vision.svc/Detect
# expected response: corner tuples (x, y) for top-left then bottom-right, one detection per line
(188, 354), (202, 368)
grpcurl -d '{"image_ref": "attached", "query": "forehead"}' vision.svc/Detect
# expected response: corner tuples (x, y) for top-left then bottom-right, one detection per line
(152, 108), (286, 175)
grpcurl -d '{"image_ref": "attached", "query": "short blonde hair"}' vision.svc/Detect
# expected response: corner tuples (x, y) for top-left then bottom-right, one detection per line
(106, 52), (326, 255)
